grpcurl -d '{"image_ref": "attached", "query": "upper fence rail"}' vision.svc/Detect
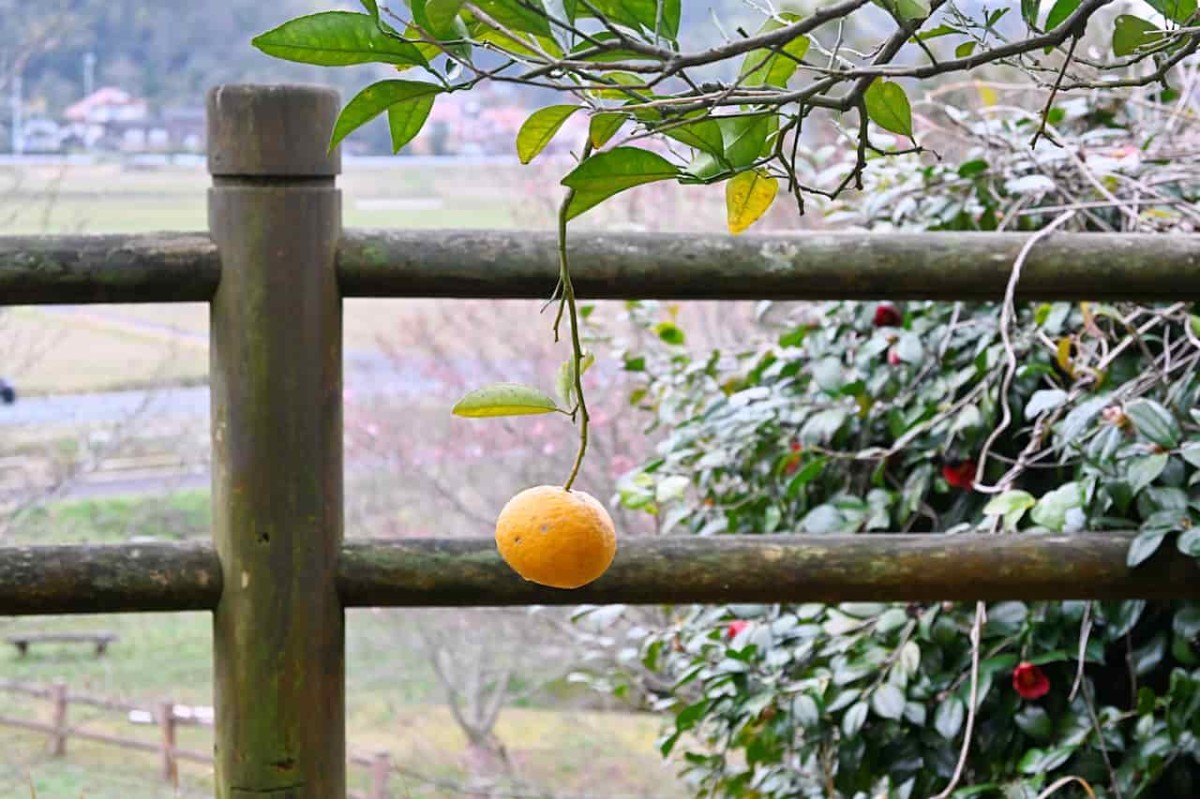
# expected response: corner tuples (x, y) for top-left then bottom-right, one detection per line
(2, 229), (1199, 306)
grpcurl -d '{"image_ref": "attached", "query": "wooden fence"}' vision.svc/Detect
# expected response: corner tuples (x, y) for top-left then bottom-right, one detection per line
(0, 83), (1198, 797)
(0, 679), (394, 797)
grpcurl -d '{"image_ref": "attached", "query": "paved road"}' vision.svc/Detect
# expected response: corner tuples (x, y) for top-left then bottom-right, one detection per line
(0, 355), (543, 429)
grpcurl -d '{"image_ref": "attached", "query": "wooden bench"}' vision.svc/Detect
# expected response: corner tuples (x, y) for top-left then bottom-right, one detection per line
(6, 632), (118, 657)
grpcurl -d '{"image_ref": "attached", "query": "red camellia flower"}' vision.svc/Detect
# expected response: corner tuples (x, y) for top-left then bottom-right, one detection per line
(942, 458), (977, 491)
(782, 441), (803, 475)
(1013, 662), (1050, 699)
(727, 620), (749, 640)
(873, 303), (902, 328)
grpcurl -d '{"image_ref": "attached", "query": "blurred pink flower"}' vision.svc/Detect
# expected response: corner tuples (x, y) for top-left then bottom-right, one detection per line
(609, 454), (635, 477)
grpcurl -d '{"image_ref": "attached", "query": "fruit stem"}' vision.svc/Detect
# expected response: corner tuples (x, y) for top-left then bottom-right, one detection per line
(560, 141), (594, 492)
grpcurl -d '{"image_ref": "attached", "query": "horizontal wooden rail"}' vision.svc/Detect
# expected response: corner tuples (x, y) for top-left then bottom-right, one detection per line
(3, 230), (1200, 305)
(0, 534), (1195, 615)
(337, 230), (1200, 301)
(339, 534), (1200, 604)
(0, 679), (140, 712)
(0, 542), (221, 614)
(0, 233), (219, 305)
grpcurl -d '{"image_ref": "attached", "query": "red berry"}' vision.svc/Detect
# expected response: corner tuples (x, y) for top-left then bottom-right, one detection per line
(1012, 662), (1050, 700)
(790, 441), (802, 452)
(727, 620), (749, 639)
(887, 349), (902, 367)
(873, 303), (902, 328)
(942, 459), (976, 491)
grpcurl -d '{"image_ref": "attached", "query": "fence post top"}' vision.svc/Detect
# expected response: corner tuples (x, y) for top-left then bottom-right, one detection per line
(206, 84), (341, 178)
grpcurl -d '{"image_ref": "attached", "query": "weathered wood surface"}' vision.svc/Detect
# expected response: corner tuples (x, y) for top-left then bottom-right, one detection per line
(338, 229), (1200, 301)
(0, 233), (219, 305)
(0, 533), (1193, 618)
(339, 533), (1200, 605)
(0, 543), (219, 615)
(4, 229), (1199, 305)
(208, 83), (345, 799)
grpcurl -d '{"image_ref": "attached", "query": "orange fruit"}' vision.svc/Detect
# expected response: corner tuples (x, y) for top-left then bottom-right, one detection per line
(495, 485), (617, 589)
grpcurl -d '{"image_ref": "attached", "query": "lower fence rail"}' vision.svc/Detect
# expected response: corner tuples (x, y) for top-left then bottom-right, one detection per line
(0, 533), (1194, 616)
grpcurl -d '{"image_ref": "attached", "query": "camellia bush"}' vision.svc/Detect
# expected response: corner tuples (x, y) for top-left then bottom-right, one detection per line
(579, 82), (1200, 797)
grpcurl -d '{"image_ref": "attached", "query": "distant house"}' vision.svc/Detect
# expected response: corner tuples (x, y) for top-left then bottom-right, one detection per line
(60, 88), (203, 153)
(64, 87), (149, 126)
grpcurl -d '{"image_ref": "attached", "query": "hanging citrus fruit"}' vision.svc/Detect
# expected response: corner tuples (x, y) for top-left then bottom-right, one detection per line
(495, 485), (617, 589)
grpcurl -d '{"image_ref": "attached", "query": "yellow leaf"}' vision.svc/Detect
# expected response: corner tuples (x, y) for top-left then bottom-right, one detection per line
(975, 81), (998, 107)
(1056, 337), (1075, 379)
(725, 169), (778, 235)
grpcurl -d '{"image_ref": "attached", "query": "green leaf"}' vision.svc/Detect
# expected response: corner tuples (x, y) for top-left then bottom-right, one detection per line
(864, 79), (914, 137)
(656, 475), (690, 504)
(1025, 389), (1068, 419)
(874, 0), (930, 21)
(1177, 528), (1200, 557)
(451, 383), (560, 417)
(1126, 399), (1180, 448)
(561, 147), (678, 220)
(899, 641), (921, 677)
(588, 112), (625, 148)
(555, 351), (594, 407)
(1128, 527), (1170, 567)
(330, 80), (442, 152)
(252, 11), (427, 67)
(517, 105), (582, 164)
(1021, 0), (1042, 28)
(1182, 442), (1200, 468)
(842, 700), (869, 736)
(426, 0), (466, 32)
(739, 15), (811, 88)
(935, 697), (965, 740)
(655, 322), (686, 345)
(1044, 0), (1080, 30)
(1015, 706), (1053, 740)
(473, 0), (553, 37)
(871, 684), (906, 720)
(1146, 0), (1197, 24)
(388, 96), (438, 153)
(1113, 15), (1162, 57)
(718, 115), (773, 169)
(786, 457), (826, 497)
(1128, 453), (1170, 495)
(918, 24), (961, 40)
(984, 490), (1036, 529)
(578, 0), (681, 39)
(662, 119), (726, 157)
(725, 170), (778, 235)
(1031, 482), (1082, 531)
(955, 41), (976, 58)
(1174, 605), (1200, 637)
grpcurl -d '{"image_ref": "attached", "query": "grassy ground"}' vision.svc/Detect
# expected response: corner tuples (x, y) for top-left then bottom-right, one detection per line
(0, 492), (683, 798)
(0, 161), (535, 235)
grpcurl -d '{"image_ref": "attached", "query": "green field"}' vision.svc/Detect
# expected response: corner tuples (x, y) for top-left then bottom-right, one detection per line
(0, 492), (684, 798)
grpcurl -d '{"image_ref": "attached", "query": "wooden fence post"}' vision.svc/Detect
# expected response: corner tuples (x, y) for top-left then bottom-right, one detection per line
(159, 701), (178, 785)
(50, 680), (67, 756)
(368, 751), (390, 799)
(207, 84), (345, 798)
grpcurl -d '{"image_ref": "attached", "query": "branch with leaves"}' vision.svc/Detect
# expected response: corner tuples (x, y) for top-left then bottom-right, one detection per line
(253, 0), (1197, 492)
